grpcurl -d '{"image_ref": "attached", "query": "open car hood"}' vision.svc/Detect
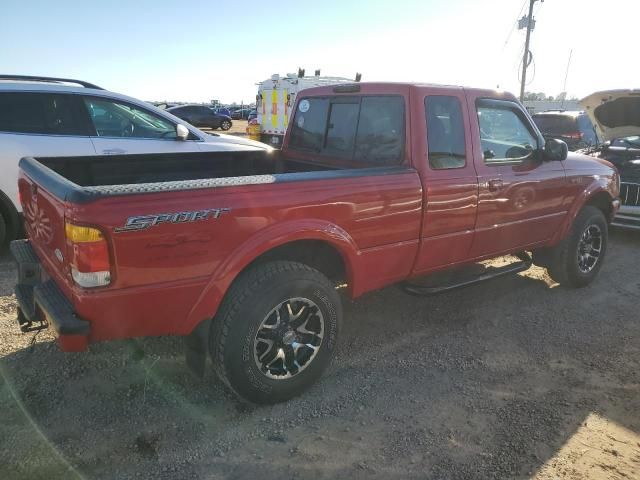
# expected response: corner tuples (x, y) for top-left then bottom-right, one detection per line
(580, 89), (640, 142)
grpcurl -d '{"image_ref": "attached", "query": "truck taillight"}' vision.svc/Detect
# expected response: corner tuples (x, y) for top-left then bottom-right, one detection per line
(65, 223), (111, 288)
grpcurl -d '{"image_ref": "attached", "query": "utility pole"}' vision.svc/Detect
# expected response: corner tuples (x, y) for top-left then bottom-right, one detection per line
(519, 0), (540, 102)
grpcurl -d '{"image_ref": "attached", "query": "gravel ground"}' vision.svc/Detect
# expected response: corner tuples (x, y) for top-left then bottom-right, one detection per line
(201, 122), (249, 137)
(1, 230), (639, 479)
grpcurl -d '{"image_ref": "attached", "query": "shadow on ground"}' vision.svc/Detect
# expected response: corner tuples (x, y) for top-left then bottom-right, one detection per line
(0, 229), (639, 479)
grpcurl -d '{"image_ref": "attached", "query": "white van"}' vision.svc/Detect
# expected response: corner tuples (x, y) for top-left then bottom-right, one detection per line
(256, 71), (358, 147)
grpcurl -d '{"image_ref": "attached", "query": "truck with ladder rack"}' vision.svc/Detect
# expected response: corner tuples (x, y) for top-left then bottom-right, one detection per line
(253, 69), (360, 147)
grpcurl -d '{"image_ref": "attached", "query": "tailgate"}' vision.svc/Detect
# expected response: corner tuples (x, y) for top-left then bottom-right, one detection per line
(18, 171), (72, 289)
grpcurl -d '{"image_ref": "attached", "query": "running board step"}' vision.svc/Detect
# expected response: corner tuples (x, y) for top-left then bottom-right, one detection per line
(401, 252), (532, 296)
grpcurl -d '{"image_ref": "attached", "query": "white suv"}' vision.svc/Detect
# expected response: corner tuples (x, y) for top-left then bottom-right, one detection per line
(0, 75), (268, 247)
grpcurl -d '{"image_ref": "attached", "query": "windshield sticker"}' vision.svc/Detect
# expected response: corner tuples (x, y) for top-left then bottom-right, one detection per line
(299, 99), (310, 112)
(297, 116), (305, 128)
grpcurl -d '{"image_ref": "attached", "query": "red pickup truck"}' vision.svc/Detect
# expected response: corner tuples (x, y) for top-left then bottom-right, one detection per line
(12, 83), (619, 403)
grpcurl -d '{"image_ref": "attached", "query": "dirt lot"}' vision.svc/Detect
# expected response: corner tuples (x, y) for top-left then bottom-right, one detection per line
(201, 121), (249, 137)
(1, 230), (639, 480)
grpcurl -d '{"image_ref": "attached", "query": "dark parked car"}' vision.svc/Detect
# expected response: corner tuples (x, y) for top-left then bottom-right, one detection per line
(247, 109), (257, 122)
(167, 105), (232, 130)
(231, 108), (252, 120)
(532, 110), (599, 151)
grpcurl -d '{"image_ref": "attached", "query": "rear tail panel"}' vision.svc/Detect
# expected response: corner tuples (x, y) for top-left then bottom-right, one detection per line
(18, 174), (72, 286)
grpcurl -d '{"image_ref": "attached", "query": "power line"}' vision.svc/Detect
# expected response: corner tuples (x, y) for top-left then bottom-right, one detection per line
(502, 0), (529, 49)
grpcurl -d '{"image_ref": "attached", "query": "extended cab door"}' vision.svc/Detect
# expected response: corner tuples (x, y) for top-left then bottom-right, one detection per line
(412, 88), (479, 274)
(467, 95), (567, 257)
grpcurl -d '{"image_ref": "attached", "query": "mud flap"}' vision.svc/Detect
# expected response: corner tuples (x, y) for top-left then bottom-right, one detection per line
(185, 319), (211, 378)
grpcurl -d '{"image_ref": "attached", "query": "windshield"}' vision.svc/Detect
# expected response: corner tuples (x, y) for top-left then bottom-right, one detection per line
(612, 135), (640, 148)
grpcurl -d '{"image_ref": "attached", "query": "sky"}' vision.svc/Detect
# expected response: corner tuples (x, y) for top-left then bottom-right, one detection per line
(1, 0), (638, 104)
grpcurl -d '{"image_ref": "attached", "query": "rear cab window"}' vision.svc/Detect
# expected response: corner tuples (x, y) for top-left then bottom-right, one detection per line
(288, 95), (405, 167)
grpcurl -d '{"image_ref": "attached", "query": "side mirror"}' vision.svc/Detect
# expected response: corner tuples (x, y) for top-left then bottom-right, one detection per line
(544, 138), (568, 161)
(176, 124), (189, 141)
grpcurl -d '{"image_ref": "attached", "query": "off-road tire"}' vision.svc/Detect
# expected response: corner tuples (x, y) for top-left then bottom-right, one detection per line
(210, 261), (342, 404)
(547, 206), (608, 287)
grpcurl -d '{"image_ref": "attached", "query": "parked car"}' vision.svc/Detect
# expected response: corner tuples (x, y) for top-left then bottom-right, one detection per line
(12, 82), (618, 404)
(580, 89), (640, 229)
(531, 110), (599, 151)
(231, 108), (251, 120)
(247, 109), (257, 122)
(0, 75), (264, 248)
(166, 105), (232, 131)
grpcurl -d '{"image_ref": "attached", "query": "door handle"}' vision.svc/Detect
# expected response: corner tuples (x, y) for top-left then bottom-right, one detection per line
(103, 148), (126, 155)
(487, 179), (503, 192)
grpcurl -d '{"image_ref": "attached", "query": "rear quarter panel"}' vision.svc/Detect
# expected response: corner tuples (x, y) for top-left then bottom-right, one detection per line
(68, 171), (422, 339)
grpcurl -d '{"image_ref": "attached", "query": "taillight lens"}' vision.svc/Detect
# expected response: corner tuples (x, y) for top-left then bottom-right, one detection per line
(65, 223), (111, 288)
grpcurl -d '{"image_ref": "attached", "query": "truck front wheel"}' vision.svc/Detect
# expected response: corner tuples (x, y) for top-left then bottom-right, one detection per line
(546, 206), (608, 287)
(210, 261), (342, 404)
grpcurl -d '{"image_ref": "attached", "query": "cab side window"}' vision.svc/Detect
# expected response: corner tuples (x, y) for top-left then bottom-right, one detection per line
(425, 96), (466, 169)
(476, 101), (537, 164)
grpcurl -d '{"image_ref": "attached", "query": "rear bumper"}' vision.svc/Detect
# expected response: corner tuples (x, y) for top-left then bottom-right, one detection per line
(10, 240), (90, 352)
(612, 205), (640, 231)
(259, 133), (284, 148)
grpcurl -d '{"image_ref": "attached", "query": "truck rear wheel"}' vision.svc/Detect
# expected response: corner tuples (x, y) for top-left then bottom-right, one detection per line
(546, 206), (608, 287)
(210, 261), (342, 404)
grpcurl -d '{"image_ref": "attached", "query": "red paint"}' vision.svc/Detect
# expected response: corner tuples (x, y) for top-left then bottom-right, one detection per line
(18, 83), (619, 352)
(71, 241), (109, 272)
(57, 334), (89, 352)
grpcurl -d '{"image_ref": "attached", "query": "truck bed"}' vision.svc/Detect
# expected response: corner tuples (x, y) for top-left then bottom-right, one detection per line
(19, 151), (370, 202)
(37, 151), (339, 187)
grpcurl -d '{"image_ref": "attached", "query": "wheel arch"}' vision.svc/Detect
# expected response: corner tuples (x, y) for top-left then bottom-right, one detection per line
(183, 221), (359, 334)
(552, 186), (615, 245)
(584, 191), (615, 223)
